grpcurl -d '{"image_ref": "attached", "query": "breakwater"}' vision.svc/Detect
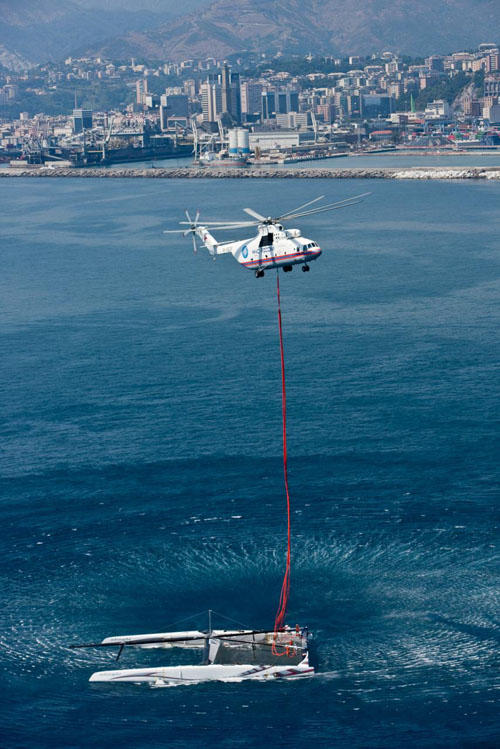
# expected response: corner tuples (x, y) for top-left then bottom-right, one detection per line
(2, 167), (500, 180)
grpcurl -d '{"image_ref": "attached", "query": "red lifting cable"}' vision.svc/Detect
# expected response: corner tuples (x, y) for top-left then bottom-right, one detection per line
(272, 271), (292, 655)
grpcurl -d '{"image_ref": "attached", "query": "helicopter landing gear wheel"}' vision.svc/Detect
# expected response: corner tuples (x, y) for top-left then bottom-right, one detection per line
(283, 265), (293, 273)
(302, 264), (310, 272)
(255, 269), (265, 278)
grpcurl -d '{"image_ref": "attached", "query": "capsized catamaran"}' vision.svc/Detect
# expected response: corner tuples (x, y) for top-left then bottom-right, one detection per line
(70, 617), (313, 685)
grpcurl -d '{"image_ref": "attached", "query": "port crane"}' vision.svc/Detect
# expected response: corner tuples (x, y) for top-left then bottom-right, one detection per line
(164, 193), (369, 277)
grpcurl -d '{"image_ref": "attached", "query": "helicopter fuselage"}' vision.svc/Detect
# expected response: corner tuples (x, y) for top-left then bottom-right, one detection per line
(196, 223), (322, 276)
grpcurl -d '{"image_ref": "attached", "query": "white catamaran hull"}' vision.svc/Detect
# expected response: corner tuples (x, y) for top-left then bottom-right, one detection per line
(89, 659), (314, 685)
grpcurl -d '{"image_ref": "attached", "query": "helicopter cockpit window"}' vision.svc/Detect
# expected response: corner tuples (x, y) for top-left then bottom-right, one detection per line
(259, 233), (273, 248)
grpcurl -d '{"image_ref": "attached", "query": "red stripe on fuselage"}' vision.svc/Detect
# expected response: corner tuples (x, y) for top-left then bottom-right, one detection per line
(242, 249), (321, 267)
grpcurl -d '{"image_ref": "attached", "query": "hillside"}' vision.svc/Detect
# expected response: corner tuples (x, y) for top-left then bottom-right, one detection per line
(85, 0), (500, 61)
(1, 0), (499, 68)
(0, 0), (170, 68)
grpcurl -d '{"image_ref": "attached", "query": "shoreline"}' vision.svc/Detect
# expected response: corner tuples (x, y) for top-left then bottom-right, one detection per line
(1, 167), (500, 180)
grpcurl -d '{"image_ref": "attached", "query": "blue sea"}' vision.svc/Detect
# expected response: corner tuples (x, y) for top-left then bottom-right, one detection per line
(0, 177), (499, 748)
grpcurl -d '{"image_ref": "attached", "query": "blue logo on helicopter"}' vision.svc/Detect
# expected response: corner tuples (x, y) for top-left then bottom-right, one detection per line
(242, 245), (249, 258)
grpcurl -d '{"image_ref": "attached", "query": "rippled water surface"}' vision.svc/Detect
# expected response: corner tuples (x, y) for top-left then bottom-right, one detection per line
(0, 178), (499, 747)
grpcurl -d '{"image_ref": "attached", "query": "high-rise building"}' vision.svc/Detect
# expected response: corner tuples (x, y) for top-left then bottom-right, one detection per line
(136, 79), (148, 105)
(201, 76), (222, 122)
(275, 112), (309, 129)
(72, 109), (93, 133)
(485, 74), (500, 97)
(482, 102), (500, 122)
(425, 56), (444, 72)
(201, 66), (241, 123)
(221, 64), (232, 117)
(463, 96), (481, 117)
(288, 91), (300, 113)
(3, 84), (19, 100)
(262, 91), (276, 120)
(240, 82), (262, 116)
(316, 104), (336, 124)
(262, 89), (299, 119)
(361, 94), (395, 118)
(160, 94), (189, 117)
(486, 53), (500, 73)
(479, 42), (498, 52)
(183, 79), (197, 97)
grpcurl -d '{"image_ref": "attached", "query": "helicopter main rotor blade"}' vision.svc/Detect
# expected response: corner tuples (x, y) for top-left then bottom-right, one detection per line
(178, 221), (258, 227)
(277, 195), (325, 221)
(284, 199), (365, 222)
(243, 207), (267, 222)
(196, 224), (259, 231)
(286, 200), (360, 219)
(296, 192), (370, 213)
(285, 201), (362, 221)
(283, 193), (371, 221)
(164, 224), (256, 235)
(185, 209), (192, 223)
(201, 222), (259, 229)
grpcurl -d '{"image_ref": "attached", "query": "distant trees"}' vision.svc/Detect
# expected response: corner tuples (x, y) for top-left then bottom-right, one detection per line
(0, 79), (132, 118)
(396, 72), (471, 112)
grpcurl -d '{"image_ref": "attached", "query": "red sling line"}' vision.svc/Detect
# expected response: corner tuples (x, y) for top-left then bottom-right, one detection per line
(272, 271), (292, 654)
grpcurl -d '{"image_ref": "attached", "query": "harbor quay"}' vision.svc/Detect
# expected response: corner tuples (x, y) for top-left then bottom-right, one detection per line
(2, 167), (500, 180)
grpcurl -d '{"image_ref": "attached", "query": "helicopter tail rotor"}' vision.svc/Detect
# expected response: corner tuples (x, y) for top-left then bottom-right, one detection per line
(181, 209), (201, 253)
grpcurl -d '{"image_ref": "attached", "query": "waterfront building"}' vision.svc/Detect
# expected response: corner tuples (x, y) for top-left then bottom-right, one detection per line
(362, 94), (395, 118)
(275, 112), (309, 129)
(159, 106), (169, 131)
(424, 99), (451, 119)
(463, 96), (482, 117)
(316, 104), (336, 123)
(160, 94), (189, 117)
(249, 130), (300, 151)
(483, 102), (500, 122)
(72, 108), (92, 133)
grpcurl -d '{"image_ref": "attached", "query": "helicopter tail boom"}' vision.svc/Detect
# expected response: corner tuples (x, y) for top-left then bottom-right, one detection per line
(195, 227), (233, 256)
(195, 226), (218, 255)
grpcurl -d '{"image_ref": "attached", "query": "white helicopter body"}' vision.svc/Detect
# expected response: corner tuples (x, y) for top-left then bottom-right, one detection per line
(164, 193), (369, 278)
(194, 222), (321, 276)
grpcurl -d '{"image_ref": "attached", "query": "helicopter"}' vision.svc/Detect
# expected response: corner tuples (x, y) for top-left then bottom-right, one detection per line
(164, 193), (369, 278)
